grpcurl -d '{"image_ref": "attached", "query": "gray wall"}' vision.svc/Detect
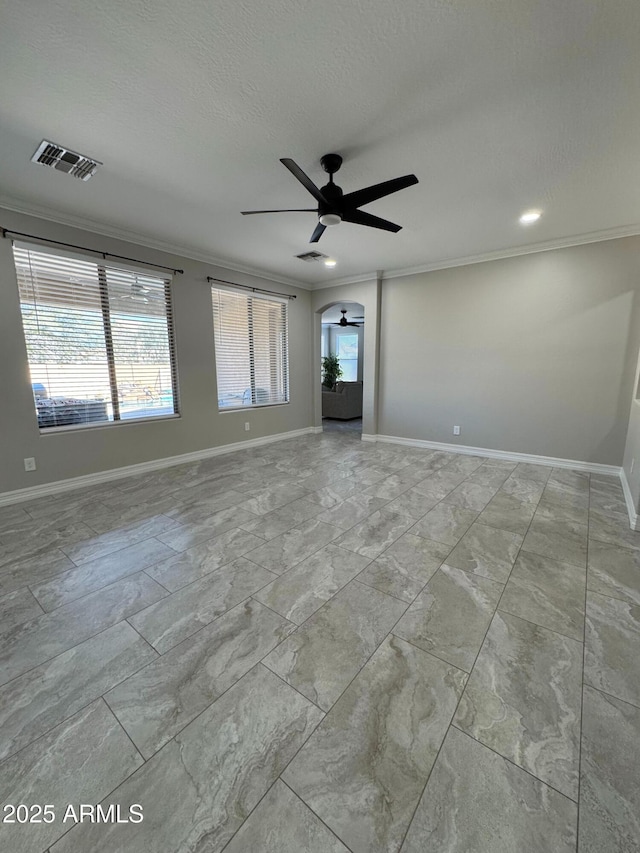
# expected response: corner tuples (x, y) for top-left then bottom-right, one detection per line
(622, 344), (640, 511)
(378, 237), (640, 465)
(622, 402), (640, 511)
(0, 208), (312, 494)
(3, 207), (638, 498)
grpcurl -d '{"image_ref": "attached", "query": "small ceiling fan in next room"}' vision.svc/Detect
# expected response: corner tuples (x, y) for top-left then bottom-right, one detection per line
(241, 154), (419, 243)
(333, 309), (361, 327)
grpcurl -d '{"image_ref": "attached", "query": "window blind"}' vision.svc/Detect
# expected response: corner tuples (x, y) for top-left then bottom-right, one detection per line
(13, 244), (179, 430)
(211, 287), (289, 410)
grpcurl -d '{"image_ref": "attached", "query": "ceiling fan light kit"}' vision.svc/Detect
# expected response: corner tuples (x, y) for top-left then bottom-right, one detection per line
(319, 213), (342, 227)
(242, 153), (418, 243)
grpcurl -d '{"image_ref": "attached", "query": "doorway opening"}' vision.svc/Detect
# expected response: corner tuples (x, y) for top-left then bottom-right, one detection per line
(320, 302), (364, 436)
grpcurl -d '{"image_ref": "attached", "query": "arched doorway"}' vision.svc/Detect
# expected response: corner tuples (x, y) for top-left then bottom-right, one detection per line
(320, 302), (364, 435)
(311, 276), (382, 441)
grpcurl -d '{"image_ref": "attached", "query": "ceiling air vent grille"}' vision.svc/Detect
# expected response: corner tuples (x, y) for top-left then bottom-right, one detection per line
(31, 140), (102, 181)
(295, 251), (328, 262)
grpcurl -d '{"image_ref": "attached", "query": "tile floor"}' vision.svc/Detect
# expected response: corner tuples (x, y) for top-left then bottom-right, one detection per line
(0, 431), (639, 852)
(322, 417), (363, 434)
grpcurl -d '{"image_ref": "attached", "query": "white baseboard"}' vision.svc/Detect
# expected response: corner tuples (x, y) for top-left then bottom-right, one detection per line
(364, 433), (621, 477)
(360, 433), (377, 443)
(310, 426), (323, 434)
(619, 468), (639, 530)
(0, 427), (317, 507)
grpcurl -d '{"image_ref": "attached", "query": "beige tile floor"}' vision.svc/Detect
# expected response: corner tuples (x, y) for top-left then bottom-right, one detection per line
(0, 430), (639, 852)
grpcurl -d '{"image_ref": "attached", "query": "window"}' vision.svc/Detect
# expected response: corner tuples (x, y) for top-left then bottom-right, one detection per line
(211, 287), (289, 410)
(336, 333), (359, 382)
(13, 244), (179, 430)
(321, 326), (328, 360)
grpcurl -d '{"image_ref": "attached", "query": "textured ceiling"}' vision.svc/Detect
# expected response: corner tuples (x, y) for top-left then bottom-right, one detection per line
(1, 0), (639, 287)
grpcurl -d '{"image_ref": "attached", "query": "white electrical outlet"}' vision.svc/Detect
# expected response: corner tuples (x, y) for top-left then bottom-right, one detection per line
(24, 457), (36, 471)
(453, 425), (461, 436)
(244, 422), (250, 432)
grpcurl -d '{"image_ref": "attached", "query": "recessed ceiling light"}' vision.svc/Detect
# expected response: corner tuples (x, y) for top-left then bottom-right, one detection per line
(324, 259), (337, 268)
(519, 210), (542, 225)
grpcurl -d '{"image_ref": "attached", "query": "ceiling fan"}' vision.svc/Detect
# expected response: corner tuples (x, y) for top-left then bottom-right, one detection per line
(241, 154), (418, 243)
(333, 309), (361, 327)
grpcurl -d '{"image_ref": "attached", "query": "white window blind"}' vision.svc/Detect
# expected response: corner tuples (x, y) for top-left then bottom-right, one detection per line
(211, 287), (289, 410)
(13, 244), (179, 430)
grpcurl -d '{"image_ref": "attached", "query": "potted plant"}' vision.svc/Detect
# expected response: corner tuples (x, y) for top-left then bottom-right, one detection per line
(322, 354), (343, 390)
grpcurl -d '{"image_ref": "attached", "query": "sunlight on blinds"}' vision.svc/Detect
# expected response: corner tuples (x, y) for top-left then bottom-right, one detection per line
(211, 287), (288, 410)
(13, 245), (179, 430)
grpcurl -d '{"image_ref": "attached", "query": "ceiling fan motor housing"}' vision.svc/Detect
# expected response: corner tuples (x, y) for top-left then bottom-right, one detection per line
(319, 154), (344, 223)
(318, 181), (343, 220)
(320, 153), (343, 175)
(334, 309), (361, 327)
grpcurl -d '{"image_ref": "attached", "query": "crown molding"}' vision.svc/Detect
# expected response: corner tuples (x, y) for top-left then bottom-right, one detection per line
(310, 271), (379, 290)
(0, 195), (313, 291)
(3, 195), (638, 292)
(378, 224), (640, 282)
(309, 222), (640, 289)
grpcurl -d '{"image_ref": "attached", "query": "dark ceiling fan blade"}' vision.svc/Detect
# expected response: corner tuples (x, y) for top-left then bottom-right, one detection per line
(241, 209), (317, 215)
(309, 221), (326, 243)
(341, 209), (402, 233)
(280, 158), (328, 204)
(341, 174), (418, 210)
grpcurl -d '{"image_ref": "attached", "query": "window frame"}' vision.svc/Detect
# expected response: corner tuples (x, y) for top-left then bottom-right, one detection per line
(13, 242), (181, 433)
(211, 285), (290, 412)
(335, 331), (359, 383)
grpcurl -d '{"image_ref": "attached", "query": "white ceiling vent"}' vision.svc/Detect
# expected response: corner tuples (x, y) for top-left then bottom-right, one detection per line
(295, 251), (328, 262)
(31, 140), (102, 181)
